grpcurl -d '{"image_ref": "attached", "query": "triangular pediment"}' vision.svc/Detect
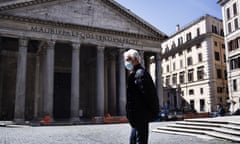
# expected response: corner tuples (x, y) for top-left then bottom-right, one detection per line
(0, 0), (166, 37)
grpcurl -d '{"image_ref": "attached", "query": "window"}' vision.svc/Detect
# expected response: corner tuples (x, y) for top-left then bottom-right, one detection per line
(228, 23), (232, 33)
(220, 29), (224, 36)
(173, 62), (176, 71)
(188, 69), (194, 82)
(165, 47), (169, 53)
(172, 74), (177, 85)
(187, 57), (193, 66)
(216, 69), (222, 79)
(197, 66), (204, 80)
(224, 54), (226, 63)
(230, 56), (240, 70)
(215, 51), (220, 61)
(214, 41), (218, 47)
(234, 18), (239, 30)
(167, 65), (170, 72)
(166, 76), (170, 86)
(186, 32), (192, 41)
(227, 8), (230, 19)
(217, 87), (223, 93)
(179, 72), (185, 84)
(229, 37), (240, 51)
(200, 99), (205, 112)
(198, 53), (202, 62)
(180, 60), (183, 68)
(222, 44), (225, 49)
(181, 91), (184, 96)
(179, 51), (183, 56)
(224, 70), (227, 80)
(178, 37), (183, 46)
(233, 79), (237, 91)
(187, 47), (192, 52)
(190, 100), (195, 110)
(212, 25), (218, 34)
(171, 42), (176, 49)
(233, 3), (237, 16)
(196, 43), (201, 48)
(189, 89), (194, 95)
(197, 28), (200, 36)
(200, 88), (204, 94)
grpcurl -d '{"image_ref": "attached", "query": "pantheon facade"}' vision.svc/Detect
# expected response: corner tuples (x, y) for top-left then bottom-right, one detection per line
(0, 0), (166, 123)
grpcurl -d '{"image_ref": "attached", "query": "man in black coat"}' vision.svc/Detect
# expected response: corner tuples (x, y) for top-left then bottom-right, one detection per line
(124, 49), (160, 144)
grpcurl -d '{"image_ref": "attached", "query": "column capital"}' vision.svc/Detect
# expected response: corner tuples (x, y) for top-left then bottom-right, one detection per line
(44, 40), (56, 49)
(19, 38), (29, 47)
(72, 43), (81, 50)
(97, 45), (105, 50)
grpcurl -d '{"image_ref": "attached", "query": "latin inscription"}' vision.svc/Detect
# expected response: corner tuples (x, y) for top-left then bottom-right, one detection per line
(30, 26), (138, 45)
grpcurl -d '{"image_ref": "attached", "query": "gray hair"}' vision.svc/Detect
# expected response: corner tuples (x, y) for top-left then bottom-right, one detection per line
(124, 49), (141, 63)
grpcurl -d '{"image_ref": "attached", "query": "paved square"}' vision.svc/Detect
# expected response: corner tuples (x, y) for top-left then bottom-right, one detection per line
(0, 122), (236, 144)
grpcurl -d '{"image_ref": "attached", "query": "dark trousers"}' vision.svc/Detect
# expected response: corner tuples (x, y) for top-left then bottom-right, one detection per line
(130, 122), (149, 144)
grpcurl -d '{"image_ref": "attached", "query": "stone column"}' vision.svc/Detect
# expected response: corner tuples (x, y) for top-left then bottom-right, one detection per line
(0, 37), (3, 117)
(96, 46), (105, 116)
(155, 52), (163, 107)
(118, 49), (126, 116)
(43, 40), (55, 119)
(140, 50), (145, 67)
(108, 53), (116, 115)
(34, 55), (40, 119)
(14, 38), (28, 124)
(71, 43), (80, 122)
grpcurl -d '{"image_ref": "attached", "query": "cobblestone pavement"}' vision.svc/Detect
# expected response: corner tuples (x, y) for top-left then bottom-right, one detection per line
(0, 122), (235, 144)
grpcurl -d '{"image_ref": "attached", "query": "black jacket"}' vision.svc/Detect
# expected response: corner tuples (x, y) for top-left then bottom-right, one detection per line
(126, 64), (159, 127)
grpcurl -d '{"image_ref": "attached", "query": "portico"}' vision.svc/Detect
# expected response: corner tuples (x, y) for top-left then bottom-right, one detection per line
(0, 0), (166, 123)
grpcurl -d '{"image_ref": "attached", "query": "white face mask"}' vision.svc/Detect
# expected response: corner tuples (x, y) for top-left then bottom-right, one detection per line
(125, 61), (133, 71)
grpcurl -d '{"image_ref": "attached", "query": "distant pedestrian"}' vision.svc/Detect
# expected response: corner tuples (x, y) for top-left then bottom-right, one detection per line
(124, 49), (160, 144)
(215, 104), (225, 117)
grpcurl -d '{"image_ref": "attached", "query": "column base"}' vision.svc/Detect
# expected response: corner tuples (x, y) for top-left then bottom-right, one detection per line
(70, 117), (80, 124)
(14, 118), (25, 125)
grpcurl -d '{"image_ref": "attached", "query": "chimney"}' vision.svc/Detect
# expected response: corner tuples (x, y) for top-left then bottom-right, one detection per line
(176, 24), (180, 32)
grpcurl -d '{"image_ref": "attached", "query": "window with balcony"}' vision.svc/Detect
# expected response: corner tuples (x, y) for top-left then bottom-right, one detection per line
(186, 32), (192, 41)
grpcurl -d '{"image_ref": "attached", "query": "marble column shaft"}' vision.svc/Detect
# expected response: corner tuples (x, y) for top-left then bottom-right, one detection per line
(118, 49), (126, 116)
(155, 52), (163, 107)
(71, 43), (80, 121)
(96, 46), (105, 116)
(43, 40), (55, 118)
(14, 38), (28, 123)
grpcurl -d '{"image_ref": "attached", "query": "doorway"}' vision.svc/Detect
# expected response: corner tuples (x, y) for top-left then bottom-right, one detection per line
(53, 72), (71, 119)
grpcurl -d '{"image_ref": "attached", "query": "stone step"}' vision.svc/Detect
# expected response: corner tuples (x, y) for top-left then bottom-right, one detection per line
(176, 121), (222, 127)
(168, 124), (240, 136)
(155, 126), (240, 142)
(152, 129), (214, 140)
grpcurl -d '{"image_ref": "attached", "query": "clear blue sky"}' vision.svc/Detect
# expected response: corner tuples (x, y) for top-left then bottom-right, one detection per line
(115, 0), (222, 35)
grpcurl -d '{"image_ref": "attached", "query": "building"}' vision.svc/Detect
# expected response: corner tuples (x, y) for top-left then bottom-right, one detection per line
(218, 0), (240, 113)
(0, 0), (167, 123)
(161, 15), (228, 113)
